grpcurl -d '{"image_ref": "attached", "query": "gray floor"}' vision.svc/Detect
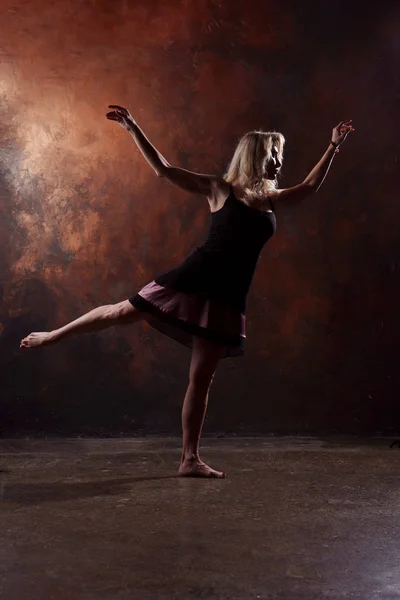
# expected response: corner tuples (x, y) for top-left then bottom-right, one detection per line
(1, 437), (399, 600)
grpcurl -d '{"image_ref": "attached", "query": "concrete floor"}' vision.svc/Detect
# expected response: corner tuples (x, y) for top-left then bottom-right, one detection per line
(0, 437), (399, 600)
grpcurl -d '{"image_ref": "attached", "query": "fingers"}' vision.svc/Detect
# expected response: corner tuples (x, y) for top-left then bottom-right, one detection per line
(337, 119), (354, 130)
(105, 111), (123, 121)
(335, 119), (355, 136)
(340, 125), (355, 134)
(108, 105), (129, 115)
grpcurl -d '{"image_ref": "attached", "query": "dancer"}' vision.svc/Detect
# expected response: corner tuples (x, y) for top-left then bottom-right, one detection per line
(20, 106), (354, 477)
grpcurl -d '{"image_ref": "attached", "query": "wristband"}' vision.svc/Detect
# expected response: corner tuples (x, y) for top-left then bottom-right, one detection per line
(330, 140), (340, 153)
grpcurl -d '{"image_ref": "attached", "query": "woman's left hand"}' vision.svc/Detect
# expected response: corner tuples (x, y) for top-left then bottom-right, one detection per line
(331, 119), (355, 146)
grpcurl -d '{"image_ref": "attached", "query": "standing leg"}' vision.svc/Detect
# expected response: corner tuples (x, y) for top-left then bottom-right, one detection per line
(20, 300), (146, 349)
(179, 335), (227, 478)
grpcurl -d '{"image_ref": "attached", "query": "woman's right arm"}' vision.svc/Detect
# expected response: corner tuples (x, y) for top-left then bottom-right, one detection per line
(106, 105), (218, 198)
(130, 120), (219, 196)
(128, 121), (170, 176)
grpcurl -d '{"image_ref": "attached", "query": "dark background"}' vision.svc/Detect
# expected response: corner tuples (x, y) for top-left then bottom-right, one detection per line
(1, 0), (399, 436)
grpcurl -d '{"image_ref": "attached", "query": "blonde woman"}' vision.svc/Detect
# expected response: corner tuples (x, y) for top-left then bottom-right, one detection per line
(20, 106), (354, 478)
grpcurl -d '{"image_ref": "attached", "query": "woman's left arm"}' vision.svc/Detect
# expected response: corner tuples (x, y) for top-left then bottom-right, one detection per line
(268, 119), (354, 205)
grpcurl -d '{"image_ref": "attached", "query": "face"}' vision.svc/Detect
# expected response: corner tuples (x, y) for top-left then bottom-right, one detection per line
(263, 144), (282, 180)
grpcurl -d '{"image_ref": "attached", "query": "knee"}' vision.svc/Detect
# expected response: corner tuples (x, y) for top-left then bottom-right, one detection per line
(104, 302), (126, 320)
(108, 300), (146, 323)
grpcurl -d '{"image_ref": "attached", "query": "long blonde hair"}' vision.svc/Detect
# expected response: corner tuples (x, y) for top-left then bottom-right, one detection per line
(223, 130), (285, 208)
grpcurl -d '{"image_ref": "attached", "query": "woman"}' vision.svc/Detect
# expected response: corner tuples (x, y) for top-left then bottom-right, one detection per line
(20, 106), (354, 478)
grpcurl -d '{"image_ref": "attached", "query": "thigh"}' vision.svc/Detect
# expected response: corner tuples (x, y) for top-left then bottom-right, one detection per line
(189, 335), (226, 385)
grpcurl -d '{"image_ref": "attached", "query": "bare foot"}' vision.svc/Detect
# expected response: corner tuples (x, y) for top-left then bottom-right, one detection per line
(20, 331), (57, 349)
(179, 456), (226, 478)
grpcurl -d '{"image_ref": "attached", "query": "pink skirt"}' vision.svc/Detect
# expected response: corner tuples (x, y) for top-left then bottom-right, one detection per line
(129, 281), (246, 359)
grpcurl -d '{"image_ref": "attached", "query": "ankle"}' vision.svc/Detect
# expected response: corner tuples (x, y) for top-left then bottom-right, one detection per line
(181, 451), (200, 463)
(49, 329), (62, 342)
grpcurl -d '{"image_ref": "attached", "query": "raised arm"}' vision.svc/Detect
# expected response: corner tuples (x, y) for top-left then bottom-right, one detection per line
(106, 105), (218, 198)
(268, 119), (354, 206)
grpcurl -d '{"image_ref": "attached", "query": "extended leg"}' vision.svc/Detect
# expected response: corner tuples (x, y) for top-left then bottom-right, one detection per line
(179, 335), (227, 478)
(20, 300), (146, 349)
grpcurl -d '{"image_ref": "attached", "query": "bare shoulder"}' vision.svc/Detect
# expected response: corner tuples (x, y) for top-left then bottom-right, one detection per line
(208, 178), (231, 212)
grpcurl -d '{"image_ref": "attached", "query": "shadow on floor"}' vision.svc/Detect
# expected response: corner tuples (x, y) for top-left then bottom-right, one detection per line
(0, 474), (179, 505)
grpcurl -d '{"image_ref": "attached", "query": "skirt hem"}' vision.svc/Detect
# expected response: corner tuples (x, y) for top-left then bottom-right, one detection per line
(129, 291), (245, 359)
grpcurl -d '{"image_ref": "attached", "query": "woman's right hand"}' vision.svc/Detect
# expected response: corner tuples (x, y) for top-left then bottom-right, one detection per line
(106, 105), (136, 131)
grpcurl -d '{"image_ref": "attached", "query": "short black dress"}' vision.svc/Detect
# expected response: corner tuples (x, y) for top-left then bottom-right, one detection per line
(129, 185), (276, 358)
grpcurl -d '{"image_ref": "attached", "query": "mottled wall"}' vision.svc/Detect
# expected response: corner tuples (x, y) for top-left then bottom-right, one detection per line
(1, 0), (399, 436)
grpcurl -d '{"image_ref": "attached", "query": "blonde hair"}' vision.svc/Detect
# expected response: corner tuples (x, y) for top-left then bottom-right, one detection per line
(223, 130), (285, 208)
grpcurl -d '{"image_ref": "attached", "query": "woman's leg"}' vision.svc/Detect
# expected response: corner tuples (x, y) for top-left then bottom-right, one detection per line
(179, 335), (227, 478)
(20, 300), (146, 349)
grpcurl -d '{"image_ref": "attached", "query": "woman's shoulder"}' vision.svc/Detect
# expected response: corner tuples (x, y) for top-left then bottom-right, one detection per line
(213, 178), (231, 198)
(208, 179), (232, 212)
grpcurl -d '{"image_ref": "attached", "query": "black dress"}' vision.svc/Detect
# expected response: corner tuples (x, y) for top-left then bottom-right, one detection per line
(129, 185), (276, 358)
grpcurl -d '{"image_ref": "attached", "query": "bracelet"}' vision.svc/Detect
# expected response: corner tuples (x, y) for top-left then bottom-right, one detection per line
(330, 140), (340, 153)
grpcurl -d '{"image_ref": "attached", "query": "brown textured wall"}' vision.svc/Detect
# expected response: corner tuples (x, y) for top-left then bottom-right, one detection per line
(1, 0), (399, 435)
